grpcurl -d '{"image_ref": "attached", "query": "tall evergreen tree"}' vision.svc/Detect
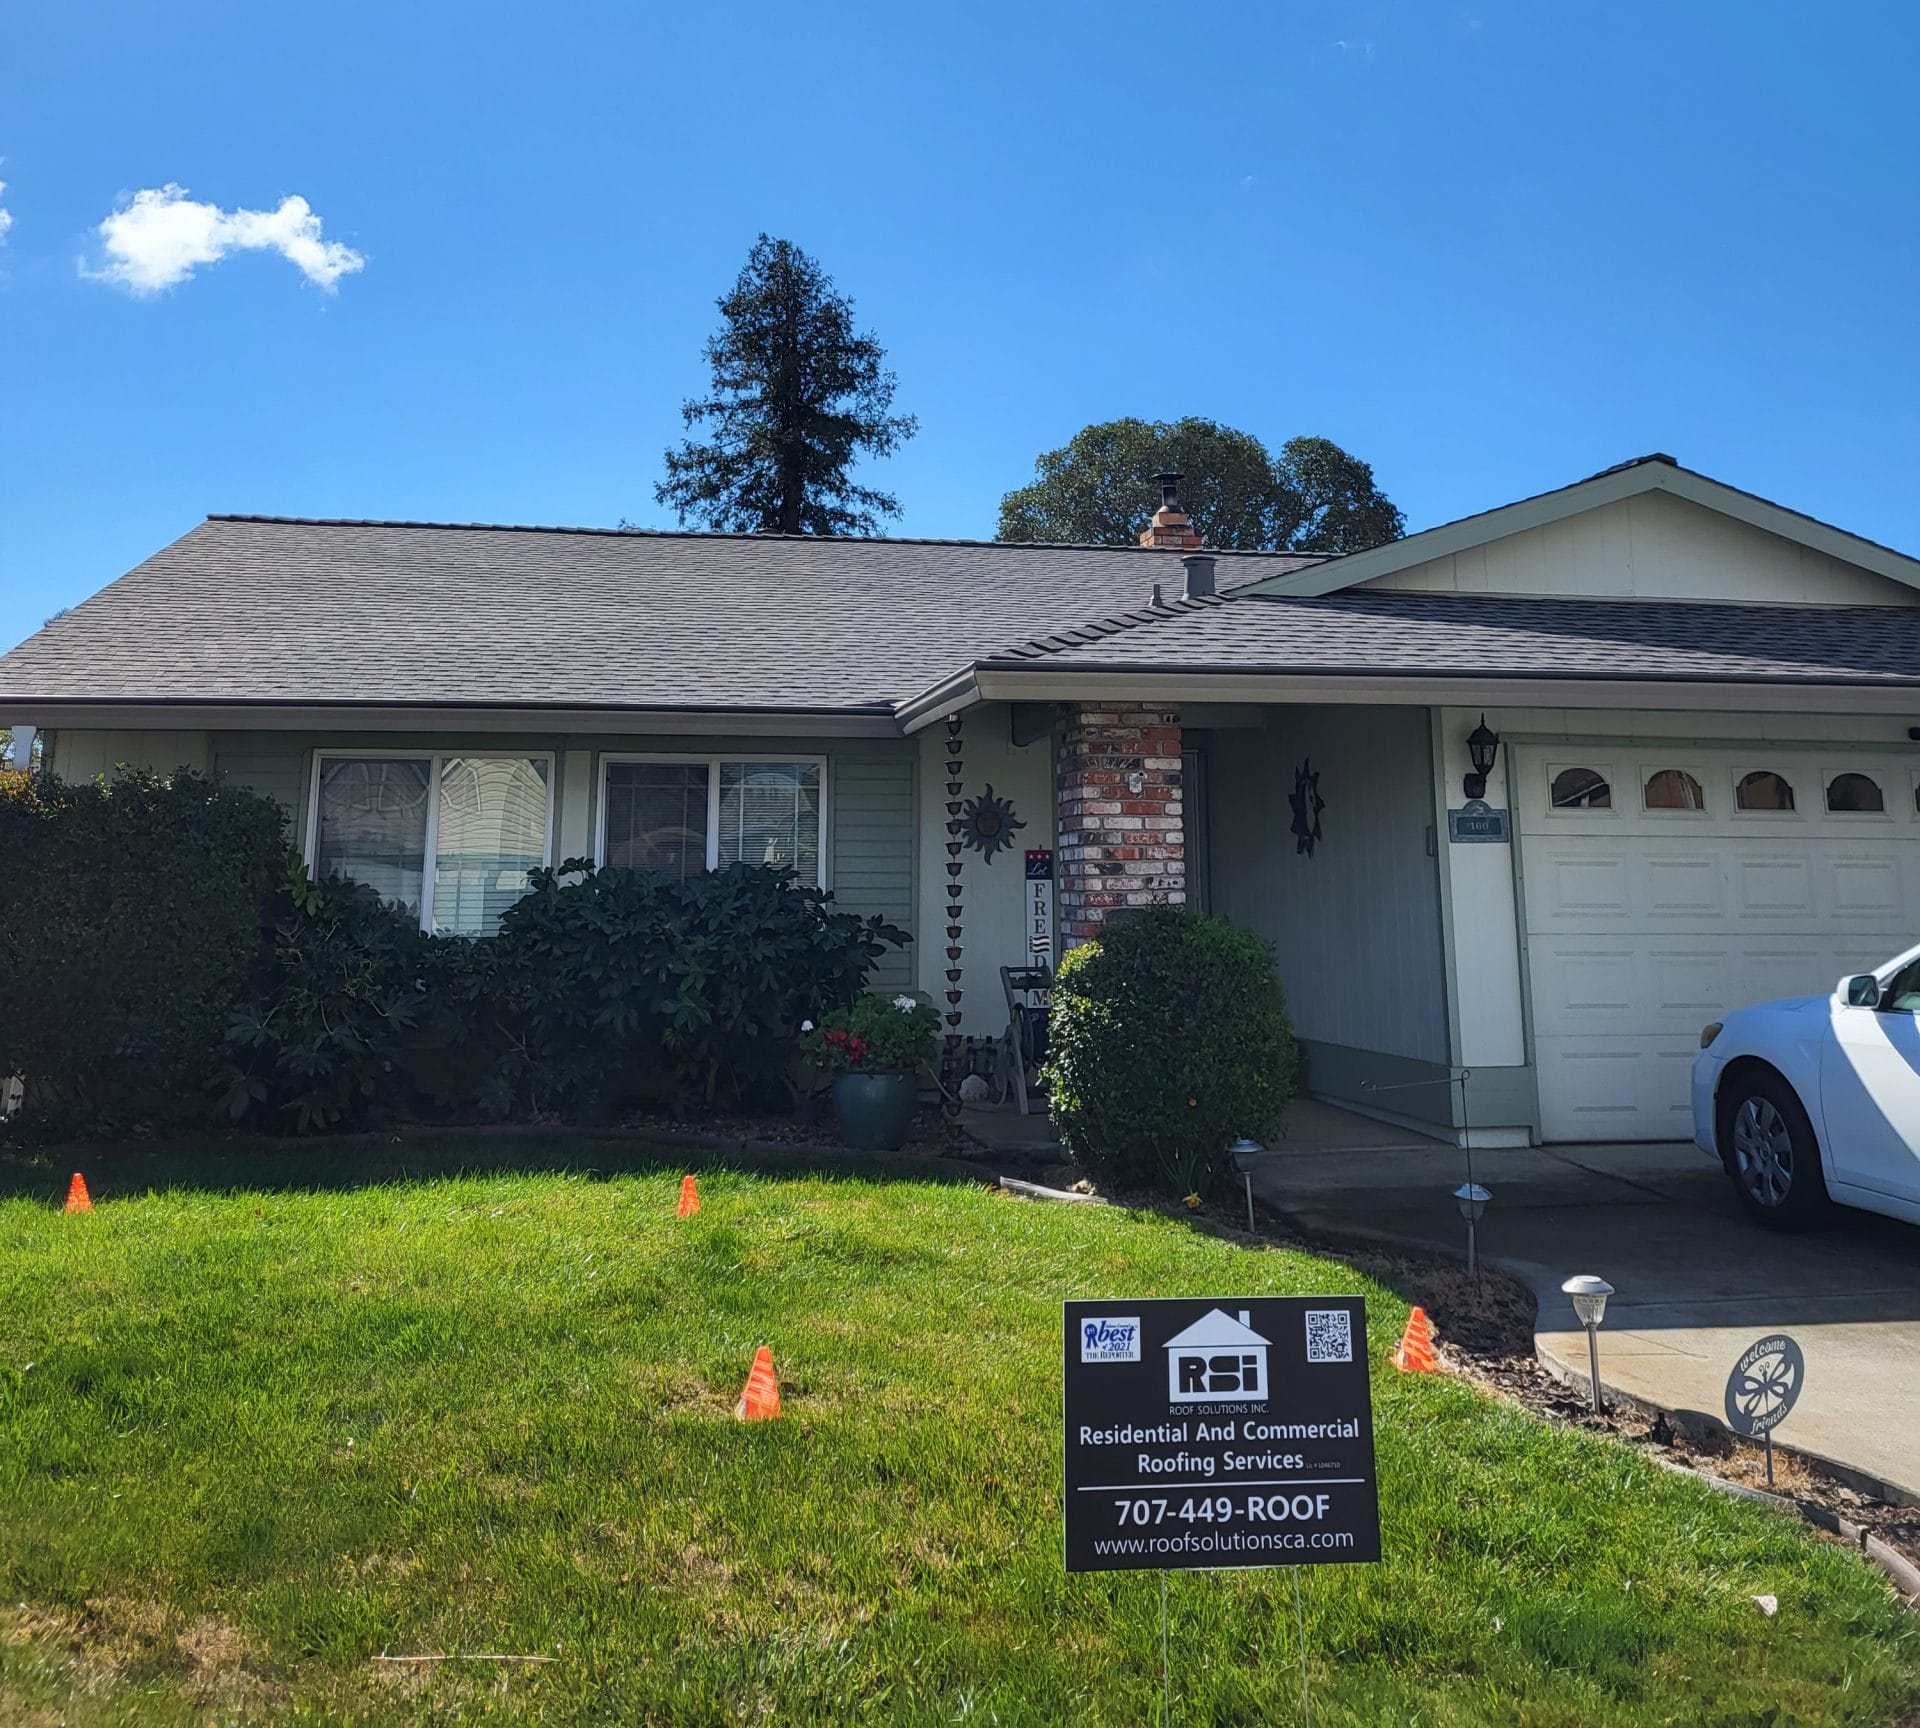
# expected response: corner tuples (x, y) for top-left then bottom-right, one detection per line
(656, 236), (918, 536)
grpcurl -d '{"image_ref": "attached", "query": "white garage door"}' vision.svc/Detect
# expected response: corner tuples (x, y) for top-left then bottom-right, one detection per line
(1517, 746), (1920, 1142)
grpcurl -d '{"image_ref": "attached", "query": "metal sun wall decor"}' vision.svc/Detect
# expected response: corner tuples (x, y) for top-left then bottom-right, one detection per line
(957, 784), (1025, 863)
(1289, 759), (1326, 857)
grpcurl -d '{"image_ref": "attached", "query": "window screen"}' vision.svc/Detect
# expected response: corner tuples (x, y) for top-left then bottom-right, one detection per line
(604, 762), (711, 879)
(718, 762), (821, 876)
(314, 757), (432, 918)
(433, 757), (551, 936)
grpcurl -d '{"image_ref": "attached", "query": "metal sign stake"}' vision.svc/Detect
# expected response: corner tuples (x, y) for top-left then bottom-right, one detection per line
(1764, 1428), (1774, 1489)
(1160, 1573), (1171, 1726)
(1291, 1564), (1312, 1727)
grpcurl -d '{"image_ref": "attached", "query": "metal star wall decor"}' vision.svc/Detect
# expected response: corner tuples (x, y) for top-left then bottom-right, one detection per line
(958, 784), (1026, 863)
(1289, 759), (1325, 857)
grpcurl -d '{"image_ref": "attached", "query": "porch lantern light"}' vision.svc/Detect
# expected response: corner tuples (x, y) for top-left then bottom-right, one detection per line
(1453, 1182), (1491, 1275)
(1560, 1274), (1614, 1416)
(1230, 1137), (1264, 1233)
(1463, 715), (1500, 800)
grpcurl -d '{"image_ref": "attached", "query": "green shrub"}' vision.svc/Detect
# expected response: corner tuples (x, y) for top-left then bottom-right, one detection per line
(0, 768), (287, 1138)
(498, 860), (909, 1114)
(222, 863), (433, 1131)
(1042, 906), (1295, 1199)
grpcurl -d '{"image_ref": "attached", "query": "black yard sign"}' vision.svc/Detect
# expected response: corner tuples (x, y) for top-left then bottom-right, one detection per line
(1062, 1297), (1381, 1573)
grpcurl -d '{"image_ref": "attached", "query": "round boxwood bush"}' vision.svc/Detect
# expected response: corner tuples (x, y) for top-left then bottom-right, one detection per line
(1042, 906), (1295, 1199)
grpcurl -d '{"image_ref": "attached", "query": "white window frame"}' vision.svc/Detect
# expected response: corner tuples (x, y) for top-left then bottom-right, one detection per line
(1821, 765), (1892, 821)
(304, 748), (557, 934)
(595, 753), (830, 888)
(1728, 764), (1804, 820)
(1637, 761), (1711, 817)
(1541, 760), (1619, 818)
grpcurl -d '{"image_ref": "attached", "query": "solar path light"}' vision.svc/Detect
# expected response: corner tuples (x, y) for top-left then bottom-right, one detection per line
(1453, 1182), (1491, 1276)
(1561, 1275), (1614, 1416)
(1230, 1138), (1263, 1233)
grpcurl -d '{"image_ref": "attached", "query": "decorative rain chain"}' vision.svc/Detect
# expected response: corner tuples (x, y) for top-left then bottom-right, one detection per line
(941, 713), (966, 1111)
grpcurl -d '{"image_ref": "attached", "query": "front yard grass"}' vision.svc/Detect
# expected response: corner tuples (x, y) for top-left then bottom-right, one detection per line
(0, 1138), (1914, 1725)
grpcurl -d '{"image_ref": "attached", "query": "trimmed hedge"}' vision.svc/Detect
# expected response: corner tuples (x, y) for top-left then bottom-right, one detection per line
(1042, 905), (1295, 1199)
(0, 768), (287, 1136)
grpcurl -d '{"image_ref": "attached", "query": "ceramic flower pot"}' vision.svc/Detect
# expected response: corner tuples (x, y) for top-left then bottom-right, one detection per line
(832, 1071), (918, 1151)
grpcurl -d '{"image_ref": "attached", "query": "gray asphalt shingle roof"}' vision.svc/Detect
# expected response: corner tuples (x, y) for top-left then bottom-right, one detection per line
(986, 590), (1920, 686)
(0, 516), (1325, 712)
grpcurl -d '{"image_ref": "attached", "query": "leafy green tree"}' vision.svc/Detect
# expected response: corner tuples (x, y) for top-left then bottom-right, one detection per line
(996, 417), (1403, 553)
(656, 235), (918, 536)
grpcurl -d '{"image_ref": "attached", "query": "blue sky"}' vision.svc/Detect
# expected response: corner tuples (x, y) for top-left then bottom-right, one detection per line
(3, 1), (1917, 652)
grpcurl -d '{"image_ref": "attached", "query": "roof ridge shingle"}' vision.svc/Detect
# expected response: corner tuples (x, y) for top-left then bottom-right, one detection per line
(203, 513), (1343, 561)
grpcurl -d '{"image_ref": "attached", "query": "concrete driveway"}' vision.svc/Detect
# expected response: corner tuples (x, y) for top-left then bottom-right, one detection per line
(1246, 1103), (1920, 1503)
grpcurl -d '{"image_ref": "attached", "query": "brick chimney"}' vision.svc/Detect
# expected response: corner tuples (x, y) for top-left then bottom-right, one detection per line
(1139, 473), (1204, 550)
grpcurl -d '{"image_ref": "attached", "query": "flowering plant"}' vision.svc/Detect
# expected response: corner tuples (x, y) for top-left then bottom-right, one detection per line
(800, 993), (941, 1075)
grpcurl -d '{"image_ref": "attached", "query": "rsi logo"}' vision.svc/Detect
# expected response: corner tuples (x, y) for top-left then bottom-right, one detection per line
(1164, 1309), (1272, 1404)
(1171, 1351), (1263, 1400)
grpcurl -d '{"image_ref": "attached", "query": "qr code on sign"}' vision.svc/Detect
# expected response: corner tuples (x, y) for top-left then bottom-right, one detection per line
(1305, 1309), (1352, 1364)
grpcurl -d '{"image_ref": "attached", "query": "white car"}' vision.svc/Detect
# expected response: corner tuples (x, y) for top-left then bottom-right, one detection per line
(1693, 944), (1920, 1230)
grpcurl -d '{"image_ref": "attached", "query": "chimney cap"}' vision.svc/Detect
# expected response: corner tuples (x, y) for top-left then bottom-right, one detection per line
(1156, 472), (1183, 510)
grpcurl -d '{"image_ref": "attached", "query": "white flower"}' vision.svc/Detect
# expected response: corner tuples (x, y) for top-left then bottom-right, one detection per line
(800, 1019), (814, 1032)
(893, 995), (919, 1012)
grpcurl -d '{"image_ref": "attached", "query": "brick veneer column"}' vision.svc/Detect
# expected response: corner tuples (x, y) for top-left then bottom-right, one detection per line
(1055, 703), (1184, 945)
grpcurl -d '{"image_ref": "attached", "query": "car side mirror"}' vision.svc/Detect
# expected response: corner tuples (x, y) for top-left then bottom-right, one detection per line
(1844, 973), (1882, 1008)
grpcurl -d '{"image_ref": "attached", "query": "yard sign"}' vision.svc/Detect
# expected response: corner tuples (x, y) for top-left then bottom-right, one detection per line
(1062, 1296), (1381, 1572)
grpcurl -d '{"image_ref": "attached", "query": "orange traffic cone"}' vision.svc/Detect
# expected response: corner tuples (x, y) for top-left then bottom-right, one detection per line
(1393, 1306), (1437, 1373)
(735, 1346), (781, 1422)
(63, 1173), (93, 1215)
(676, 1175), (700, 1218)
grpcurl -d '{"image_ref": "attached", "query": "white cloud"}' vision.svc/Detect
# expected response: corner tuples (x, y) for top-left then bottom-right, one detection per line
(87, 184), (365, 294)
(0, 180), (12, 245)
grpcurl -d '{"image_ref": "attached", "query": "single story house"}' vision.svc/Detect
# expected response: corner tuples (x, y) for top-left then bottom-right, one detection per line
(8, 453), (1920, 1148)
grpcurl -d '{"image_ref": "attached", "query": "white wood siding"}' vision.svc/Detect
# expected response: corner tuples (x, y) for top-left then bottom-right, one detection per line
(1361, 490), (1919, 607)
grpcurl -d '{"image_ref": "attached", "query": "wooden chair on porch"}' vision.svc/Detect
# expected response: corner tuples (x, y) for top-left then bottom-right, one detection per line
(997, 961), (1053, 1116)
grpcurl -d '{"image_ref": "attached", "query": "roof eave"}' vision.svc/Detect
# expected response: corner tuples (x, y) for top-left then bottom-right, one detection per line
(2, 696), (906, 738)
(960, 663), (1920, 716)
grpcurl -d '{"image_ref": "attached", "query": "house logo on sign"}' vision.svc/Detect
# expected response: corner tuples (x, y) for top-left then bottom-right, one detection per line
(1165, 1308), (1271, 1402)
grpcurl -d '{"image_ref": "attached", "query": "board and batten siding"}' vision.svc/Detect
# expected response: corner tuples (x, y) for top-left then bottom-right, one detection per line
(1357, 488), (1920, 607)
(1207, 706), (1449, 1071)
(204, 729), (917, 988)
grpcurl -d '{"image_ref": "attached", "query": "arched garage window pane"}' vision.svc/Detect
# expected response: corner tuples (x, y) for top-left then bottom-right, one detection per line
(1827, 772), (1885, 813)
(1551, 768), (1610, 809)
(1644, 769), (1706, 811)
(1735, 770), (1795, 811)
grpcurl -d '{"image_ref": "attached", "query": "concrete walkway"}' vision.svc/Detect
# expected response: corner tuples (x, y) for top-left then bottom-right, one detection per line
(1245, 1104), (1920, 1504)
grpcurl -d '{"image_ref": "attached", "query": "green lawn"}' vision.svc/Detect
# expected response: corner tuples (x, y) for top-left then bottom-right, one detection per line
(0, 1139), (1914, 1726)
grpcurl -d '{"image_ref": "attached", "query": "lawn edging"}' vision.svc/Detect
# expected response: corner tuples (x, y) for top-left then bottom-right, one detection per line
(1653, 1456), (1920, 1609)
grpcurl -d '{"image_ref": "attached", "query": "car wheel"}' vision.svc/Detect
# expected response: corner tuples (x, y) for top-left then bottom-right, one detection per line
(1717, 1070), (1831, 1230)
